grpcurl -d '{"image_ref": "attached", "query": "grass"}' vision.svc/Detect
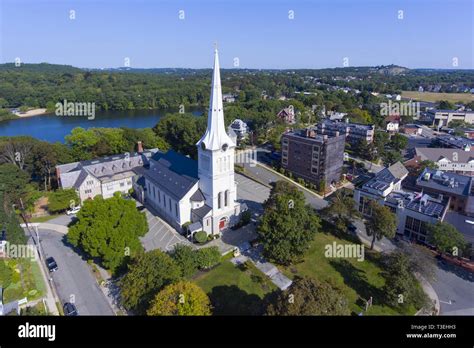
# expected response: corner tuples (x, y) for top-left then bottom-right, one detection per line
(29, 214), (60, 223)
(402, 91), (474, 103)
(194, 260), (277, 315)
(280, 231), (417, 315)
(2, 258), (46, 303)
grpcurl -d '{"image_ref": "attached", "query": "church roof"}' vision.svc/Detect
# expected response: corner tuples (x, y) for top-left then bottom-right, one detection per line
(144, 150), (199, 200)
(192, 204), (212, 219)
(190, 189), (206, 202)
(196, 48), (235, 151)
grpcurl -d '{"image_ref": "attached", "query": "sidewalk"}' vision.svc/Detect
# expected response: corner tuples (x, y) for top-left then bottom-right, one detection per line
(415, 273), (440, 316)
(33, 249), (60, 315)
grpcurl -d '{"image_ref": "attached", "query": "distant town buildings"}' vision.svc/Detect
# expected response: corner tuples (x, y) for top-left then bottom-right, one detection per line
(385, 115), (400, 133)
(354, 162), (448, 243)
(435, 134), (472, 151)
(429, 109), (474, 127)
(222, 93), (236, 103)
(401, 124), (422, 136)
(277, 107), (296, 124)
(281, 128), (345, 188)
(316, 119), (375, 144)
(229, 119), (248, 139)
(416, 168), (474, 217)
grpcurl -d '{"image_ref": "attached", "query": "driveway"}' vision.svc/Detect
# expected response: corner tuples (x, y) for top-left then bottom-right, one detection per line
(39, 228), (114, 315)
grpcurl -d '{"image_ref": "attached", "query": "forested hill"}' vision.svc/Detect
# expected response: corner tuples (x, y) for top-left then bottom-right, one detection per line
(0, 62), (82, 73)
(0, 62), (473, 112)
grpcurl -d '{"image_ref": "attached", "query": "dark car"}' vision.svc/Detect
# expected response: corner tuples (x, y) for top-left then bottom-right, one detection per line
(46, 257), (58, 272)
(63, 302), (78, 316)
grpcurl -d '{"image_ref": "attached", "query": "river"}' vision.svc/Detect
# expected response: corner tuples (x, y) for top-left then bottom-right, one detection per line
(0, 109), (203, 143)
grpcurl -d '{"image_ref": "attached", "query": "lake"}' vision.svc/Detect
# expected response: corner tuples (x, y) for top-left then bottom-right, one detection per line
(0, 109), (203, 143)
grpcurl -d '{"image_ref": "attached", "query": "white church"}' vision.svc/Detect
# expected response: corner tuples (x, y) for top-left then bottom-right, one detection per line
(136, 48), (243, 237)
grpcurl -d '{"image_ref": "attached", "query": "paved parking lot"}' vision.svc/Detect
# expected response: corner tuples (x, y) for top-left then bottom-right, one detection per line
(39, 228), (114, 315)
(139, 206), (193, 252)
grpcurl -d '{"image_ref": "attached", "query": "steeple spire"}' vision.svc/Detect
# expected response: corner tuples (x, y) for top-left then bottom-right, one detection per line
(197, 47), (235, 151)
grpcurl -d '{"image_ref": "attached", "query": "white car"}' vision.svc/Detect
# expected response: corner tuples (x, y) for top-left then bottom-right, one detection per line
(66, 206), (81, 215)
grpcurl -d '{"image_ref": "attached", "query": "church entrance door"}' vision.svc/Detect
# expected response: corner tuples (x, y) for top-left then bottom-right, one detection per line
(219, 217), (226, 230)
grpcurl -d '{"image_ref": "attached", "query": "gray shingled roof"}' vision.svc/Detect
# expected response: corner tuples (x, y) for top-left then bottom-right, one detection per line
(190, 189), (205, 202)
(192, 204), (212, 219)
(416, 148), (474, 163)
(57, 151), (156, 189)
(387, 161), (409, 180)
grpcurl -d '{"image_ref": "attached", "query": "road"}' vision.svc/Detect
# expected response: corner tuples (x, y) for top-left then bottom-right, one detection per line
(39, 228), (114, 315)
(431, 258), (474, 315)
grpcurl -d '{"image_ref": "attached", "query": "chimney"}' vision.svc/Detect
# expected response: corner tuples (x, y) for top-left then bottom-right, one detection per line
(137, 141), (144, 153)
(335, 131), (340, 137)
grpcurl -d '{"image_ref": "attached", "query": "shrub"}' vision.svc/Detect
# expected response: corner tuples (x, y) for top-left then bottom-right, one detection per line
(194, 231), (208, 244)
(195, 247), (221, 270)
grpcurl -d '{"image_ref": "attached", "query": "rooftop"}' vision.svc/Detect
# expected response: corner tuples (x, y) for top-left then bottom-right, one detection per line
(386, 191), (447, 218)
(416, 168), (473, 197)
(415, 148), (474, 163)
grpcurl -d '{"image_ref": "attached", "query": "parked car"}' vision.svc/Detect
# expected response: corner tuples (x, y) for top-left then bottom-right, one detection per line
(66, 206), (81, 215)
(63, 302), (78, 316)
(46, 257), (58, 272)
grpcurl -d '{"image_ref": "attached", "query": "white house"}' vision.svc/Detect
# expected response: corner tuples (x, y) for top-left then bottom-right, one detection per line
(56, 147), (157, 203)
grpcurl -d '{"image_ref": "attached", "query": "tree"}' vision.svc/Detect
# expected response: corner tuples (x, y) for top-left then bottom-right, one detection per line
(153, 113), (206, 159)
(195, 247), (221, 270)
(365, 200), (397, 250)
(47, 189), (79, 213)
(119, 249), (181, 314)
(383, 251), (428, 309)
(67, 194), (148, 273)
(437, 100), (454, 110)
(322, 190), (359, 232)
(427, 222), (467, 256)
(0, 163), (31, 206)
(258, 181), (320, 265)
(382, 150), (403, 166)
(170, 244), (198, 278)
(389, 133), (408, 152)
(0, 260), (13, 289)
(147, 281), (212, 316)
(266, 277), (350, 315)
(193, 231), (207, 244)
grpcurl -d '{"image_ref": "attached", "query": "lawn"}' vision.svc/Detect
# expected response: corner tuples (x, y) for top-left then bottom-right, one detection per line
(1, 258), (46, 303)
(402, 91), (474, 103)
(280, 231), (418, 316)
(194, 260), (277, 315)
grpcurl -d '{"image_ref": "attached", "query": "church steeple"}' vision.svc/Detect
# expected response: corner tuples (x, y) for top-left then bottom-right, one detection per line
(197, 47), (235, 151)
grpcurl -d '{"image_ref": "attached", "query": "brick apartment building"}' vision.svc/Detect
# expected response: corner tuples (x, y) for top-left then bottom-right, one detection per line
(281, 128), (346, 187)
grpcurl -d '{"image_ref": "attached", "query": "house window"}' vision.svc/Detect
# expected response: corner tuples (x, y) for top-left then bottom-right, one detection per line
(120, 182), (125, 187)
(224, 190), (229, 207)
(153, 186), (156, 198)
(175, 203), (178, 217)
(169, 198), (172, 212)
(158, 190), (161, 203)
(218, 192), (222, 209)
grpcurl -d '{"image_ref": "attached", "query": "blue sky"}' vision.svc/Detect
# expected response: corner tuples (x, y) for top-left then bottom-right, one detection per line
(0, 0), (472, 69)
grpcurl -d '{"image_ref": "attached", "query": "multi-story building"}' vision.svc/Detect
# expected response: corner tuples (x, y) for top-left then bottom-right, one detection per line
(416, 168), (474, 217)
(354, 162), (448, 243)
(429, 109), (474, 127)
(281, 128), (345, 187)
(316, 119), (375, 144)
(56, 145), (157, 203)
(413, 147), (474, 176)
